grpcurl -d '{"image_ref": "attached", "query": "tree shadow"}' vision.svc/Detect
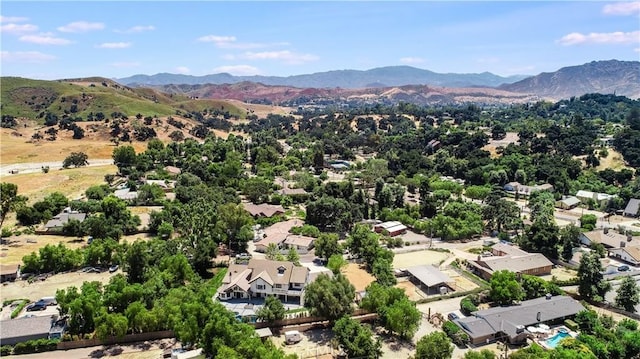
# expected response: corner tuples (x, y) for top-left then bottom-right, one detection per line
(304, 328), (334, 345)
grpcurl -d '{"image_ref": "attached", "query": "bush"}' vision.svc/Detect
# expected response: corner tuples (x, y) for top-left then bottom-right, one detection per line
(564, 319), (578, 331)
(460, 297), (478, 315)
(0, 345), (12, 356)
(443, 320), (469, 346)
(11, 300), (28, 319)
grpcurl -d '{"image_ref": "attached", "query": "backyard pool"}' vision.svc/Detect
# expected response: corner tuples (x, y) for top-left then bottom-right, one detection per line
(545, 331), (570, 349)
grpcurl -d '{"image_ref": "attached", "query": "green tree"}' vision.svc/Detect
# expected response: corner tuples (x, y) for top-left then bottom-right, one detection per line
(614, 275), (639, 312)
(372, 257), (396, 287)
(383, 297), (421, 340)
(242, 177), (272, 204)
(112, 145), (137, 175)
(578, 251), (611, 302)
(304, 273), (355, 320)
(286, 246), (300, 266)
(414, 332), (453, 359)
(256, 295), (285, 323)
(95, 311), (128, 340)
(463, 350), (496, 359)
(216, 203), (254, 252)
(333, 316), (382, 359)
(489, 270), (524, 305)
(314, 233), (342, 260)
(265, 243), (284, 261)
(560, 224), (581, 262)
(327, 254), (347, 274)
(521, 274), (561, 300)
(62, 152), (89, 168)
(0, 182), (27, 227)
(124, 240), (150, 284)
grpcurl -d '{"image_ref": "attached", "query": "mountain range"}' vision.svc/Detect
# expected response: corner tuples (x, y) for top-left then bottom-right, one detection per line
(118, 66), (528, 89)
(118, 60), (640, 101)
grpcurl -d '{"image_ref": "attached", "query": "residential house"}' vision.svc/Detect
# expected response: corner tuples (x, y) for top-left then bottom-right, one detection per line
(242, 203), (285, 218)
(144, 180), (176, 192)
(254, 219), (302, 252)
(374, 221), (408, 237)
(503, 182), (553, 197)
(609, 246), (640, 266)
(406, 265), (453, 295)
(283, 235), (315, 254)
(426, 139), (442, 151)
(454, 295), (584, 345)
(623, 198), (640, 218)
(43, 207), (87, 232)
(0, 264), (19, 283)
(113, 188), (138, 202)
(164, 166), (182, 177)
(467, 243), (553, 280)
(575, 190), (616, 208)
(217, 259), (310, 304)
(0, 315), (66, 346)
(555, 196), (581, 210)
(579, 228), (640, 249)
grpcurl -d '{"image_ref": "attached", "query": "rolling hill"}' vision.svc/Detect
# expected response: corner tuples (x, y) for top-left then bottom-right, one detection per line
(0, 77), (247, 122)
(117, 66), (528, 89)
(499, 60), (640, 100)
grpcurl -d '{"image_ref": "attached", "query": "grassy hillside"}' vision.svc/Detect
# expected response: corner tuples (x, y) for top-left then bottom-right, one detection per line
(0, 77), (246, 122)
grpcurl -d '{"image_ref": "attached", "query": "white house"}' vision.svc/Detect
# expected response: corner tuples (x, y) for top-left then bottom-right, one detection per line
(217, 259), (309, 304)
(575, 190), (616, 208)
(609, 246), (640, 266)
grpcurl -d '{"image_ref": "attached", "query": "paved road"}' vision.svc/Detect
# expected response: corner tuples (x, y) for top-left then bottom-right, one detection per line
(0, 159), (114, 176)
(6, 338), (177, 359)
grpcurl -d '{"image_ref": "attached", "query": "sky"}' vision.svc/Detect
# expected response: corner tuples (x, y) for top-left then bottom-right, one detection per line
(1, 1), (639, 80)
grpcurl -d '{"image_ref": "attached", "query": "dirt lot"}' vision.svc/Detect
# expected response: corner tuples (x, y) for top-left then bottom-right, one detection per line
(395, 280), (429, 301)
(342, 263), (375, 292)
(0, 270), (117, 303)
(392, 250), (450, 269)
(0, 235), (88, 266)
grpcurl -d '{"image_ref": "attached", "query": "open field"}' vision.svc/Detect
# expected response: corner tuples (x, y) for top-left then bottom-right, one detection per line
(0, 270), (117, 303)
(0, 164), (116, 205)
(392, 250), (450, 269)
(0, 235), (87, 266)
(595, 148), (631, 171)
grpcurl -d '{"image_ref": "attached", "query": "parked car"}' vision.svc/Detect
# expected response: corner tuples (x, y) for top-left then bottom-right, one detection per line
(448, 312), (459, 320)
(618, 265), (630, 272)
(109, 265), (119, 273)
(285, 330), (302, 344)
(37, 297), (57, 306)
(26, 302), (47, 311)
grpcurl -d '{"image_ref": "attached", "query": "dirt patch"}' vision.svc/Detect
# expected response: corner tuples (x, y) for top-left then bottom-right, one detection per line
(0, 270), (117, 302)
(392, 250), (450, 269)
(596, 148), (632, 171)
(342, 263), (375, 292)
(441, 268), (479, 292)
(395, 280), (428, 301)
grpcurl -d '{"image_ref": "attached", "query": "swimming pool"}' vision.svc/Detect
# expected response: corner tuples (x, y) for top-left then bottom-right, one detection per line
(545, 331), (570, 348)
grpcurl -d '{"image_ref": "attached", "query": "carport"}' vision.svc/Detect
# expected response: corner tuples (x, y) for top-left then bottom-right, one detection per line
(406, 265), (453, 295)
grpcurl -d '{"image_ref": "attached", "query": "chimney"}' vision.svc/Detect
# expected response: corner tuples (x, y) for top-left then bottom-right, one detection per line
(620, 241), (626, 248)
(546, 293), (552, 300)
(477, 255), (482, 262)
(628, 234), (633, 242)
(604, 227), (609, 234)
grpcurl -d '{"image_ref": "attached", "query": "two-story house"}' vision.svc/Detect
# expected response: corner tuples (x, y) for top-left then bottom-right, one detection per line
(217, 259), (310, 304)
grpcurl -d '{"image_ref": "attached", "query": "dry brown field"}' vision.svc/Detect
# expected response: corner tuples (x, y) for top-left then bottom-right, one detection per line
(341, 263), (375, 292)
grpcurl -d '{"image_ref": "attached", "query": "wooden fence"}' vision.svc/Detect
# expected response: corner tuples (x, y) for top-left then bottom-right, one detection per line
(56, 330), (175, 350)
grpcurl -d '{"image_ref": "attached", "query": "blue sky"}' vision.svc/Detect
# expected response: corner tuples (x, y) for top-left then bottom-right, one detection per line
(1, 1), (639, 80)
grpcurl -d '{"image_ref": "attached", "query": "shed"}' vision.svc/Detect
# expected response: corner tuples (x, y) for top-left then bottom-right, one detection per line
(406, 265), (453, 295)
(0, 316), (57, 346)
(0, 264), (19, 283)
(623, 198), (640, 218)
(556, 196), (580, 210)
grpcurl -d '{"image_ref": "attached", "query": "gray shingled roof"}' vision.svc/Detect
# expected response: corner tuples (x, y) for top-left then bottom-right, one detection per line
(624, 198), (640, 216)
(455, 296), (584, 341)
(0, 316), (55, 342)
(406, 265), (452, 288)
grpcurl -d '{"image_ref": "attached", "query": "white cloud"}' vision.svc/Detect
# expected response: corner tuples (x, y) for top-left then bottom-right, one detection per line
(175, 66), (190, 74)
(197, 35), (237, 44)
(242, 50), (318, 64)
(399, 57), (425, 64)
(602, 2), (640, 15)
(111, 61), (141, 68)
(557, 31), (640, 45)
(0, 23), (38, 34)
(212, 65), (261, 76)
(635, 47), (640, 52)
(115, 25), (155, 34)
(57, 21), (104, 33)
(219, 41), (289, 50)
(0, 16), (29, 23)
(19, 33), (72, 45)
(96, 42), (132, 49)
(1, 50), (56, 63)
(221, 54), (236, 60)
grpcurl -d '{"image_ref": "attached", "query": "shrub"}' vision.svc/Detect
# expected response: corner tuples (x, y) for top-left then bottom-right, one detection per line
(443, 320), (469, 346)
(11, 300), (28, 319)
(0, 345), (11, 356)
(460, 297), (478, 315)
(564, 319), (578, 331)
